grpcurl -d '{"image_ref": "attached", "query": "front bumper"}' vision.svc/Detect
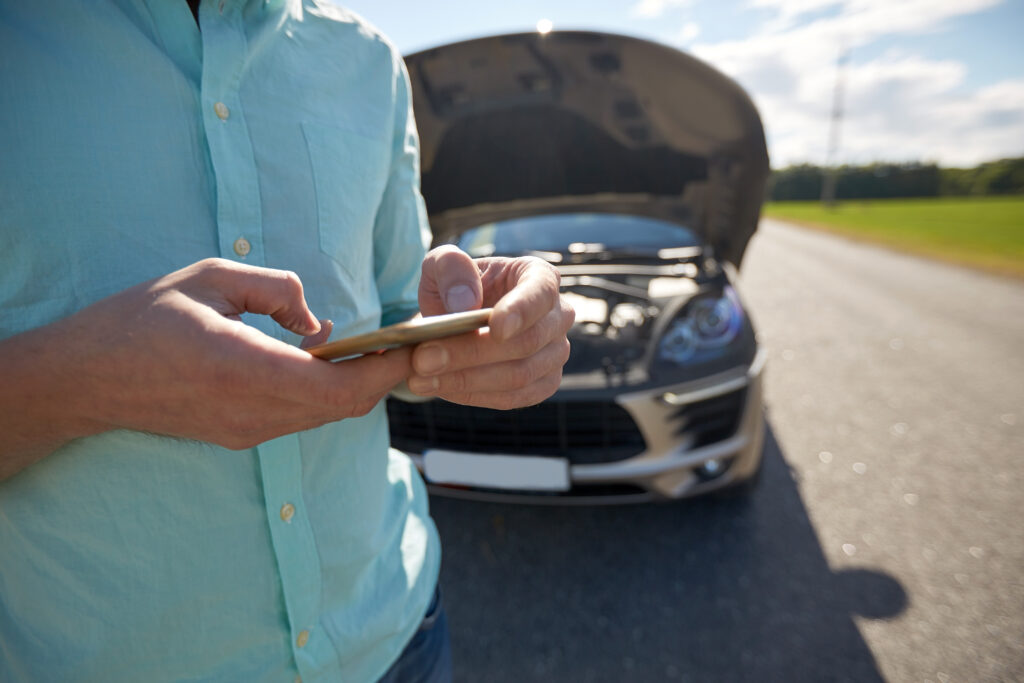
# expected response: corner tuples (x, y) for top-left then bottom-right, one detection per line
(398, 347), (766, 504)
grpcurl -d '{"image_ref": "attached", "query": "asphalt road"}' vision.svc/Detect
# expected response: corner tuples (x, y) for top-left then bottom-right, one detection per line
(429, 218), (1024, 682)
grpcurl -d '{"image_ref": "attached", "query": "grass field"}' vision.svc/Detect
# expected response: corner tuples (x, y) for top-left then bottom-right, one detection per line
(762, 196), (1024, 278)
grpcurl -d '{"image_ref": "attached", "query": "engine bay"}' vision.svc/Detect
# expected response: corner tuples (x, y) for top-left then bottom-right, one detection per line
(559, 262), (705, 383)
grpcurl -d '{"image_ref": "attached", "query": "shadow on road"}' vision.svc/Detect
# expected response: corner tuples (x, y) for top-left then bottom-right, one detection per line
(429, 423), (907, 682)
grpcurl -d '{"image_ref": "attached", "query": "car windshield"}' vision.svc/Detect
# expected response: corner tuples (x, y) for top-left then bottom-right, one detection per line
(456, 213), (700, 257)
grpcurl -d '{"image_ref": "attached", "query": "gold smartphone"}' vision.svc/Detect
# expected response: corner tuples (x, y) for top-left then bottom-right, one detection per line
(305, 308), (493, 361)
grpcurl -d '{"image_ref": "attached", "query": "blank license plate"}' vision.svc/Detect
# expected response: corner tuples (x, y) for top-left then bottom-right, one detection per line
(423, 450), (570, 492)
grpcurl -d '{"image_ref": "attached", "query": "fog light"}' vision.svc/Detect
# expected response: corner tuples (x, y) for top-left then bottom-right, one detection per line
(696, 458), (727, 480)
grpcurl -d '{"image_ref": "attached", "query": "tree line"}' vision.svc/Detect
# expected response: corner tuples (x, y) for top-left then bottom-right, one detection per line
(768, 157), (1024, 201)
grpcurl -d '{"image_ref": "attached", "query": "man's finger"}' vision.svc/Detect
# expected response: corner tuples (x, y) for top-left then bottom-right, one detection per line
(419, 245), (483, 316)
(408, 335), (569, 397)
(483, 257), (562, 342)
(190, 259), (321, 336)
(425, 367), (565, 411)
(299, 319), (334, 350)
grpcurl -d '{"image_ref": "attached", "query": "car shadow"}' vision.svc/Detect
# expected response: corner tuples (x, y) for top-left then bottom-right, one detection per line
(428, 422), (907, 682)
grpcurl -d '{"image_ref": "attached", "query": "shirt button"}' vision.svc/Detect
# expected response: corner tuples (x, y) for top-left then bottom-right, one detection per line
(296, 629), (310, 648)
(233, 237), (251, 257)
(214, 101), (230, 120)
(280, 503), (295, 523)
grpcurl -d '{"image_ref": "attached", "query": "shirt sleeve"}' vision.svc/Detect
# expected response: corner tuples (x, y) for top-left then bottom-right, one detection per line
(373, 49), (432, 327)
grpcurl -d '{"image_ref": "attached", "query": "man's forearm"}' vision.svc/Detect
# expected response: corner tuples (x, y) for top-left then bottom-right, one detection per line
(0, 259), (419, 482)
(0, 320), (103, 480)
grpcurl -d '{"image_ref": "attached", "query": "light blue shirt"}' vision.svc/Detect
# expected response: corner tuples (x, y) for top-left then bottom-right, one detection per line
(0, 1), (438, 681)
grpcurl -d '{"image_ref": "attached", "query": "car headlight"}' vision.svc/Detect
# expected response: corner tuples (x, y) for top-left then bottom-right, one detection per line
(658, 286), (744, 363)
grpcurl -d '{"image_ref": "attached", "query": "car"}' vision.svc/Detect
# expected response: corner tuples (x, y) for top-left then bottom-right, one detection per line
(387, 30), (770, 503)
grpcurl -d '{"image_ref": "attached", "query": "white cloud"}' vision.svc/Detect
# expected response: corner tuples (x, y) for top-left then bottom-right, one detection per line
(631, 0), (695, 19)
(678, 21), (700, 44)
(686, 0), (1016, 166)
(840, 73), (1024, 165)
(747, 0), (843, 32)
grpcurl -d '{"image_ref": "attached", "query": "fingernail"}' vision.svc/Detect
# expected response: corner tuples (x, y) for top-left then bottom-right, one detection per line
(501, 312), (522, 341)
(408, 375), (440, 394)
(415, 344), (449, 375)
(444, 284), (476, 313)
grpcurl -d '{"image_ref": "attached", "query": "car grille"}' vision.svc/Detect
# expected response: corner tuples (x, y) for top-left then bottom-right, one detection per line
(670, 387), (747, 448)
(386, 398), (647, 465)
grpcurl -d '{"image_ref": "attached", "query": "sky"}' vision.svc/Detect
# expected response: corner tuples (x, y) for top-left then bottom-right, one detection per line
(339, 0), (1024, 169)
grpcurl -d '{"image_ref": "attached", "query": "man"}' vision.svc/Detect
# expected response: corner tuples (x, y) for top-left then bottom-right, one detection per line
(0, 1), (573, 681)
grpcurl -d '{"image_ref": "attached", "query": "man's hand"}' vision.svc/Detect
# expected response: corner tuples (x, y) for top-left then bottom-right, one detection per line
(408, 246), (575, 409)
(0, 258), (412, 479)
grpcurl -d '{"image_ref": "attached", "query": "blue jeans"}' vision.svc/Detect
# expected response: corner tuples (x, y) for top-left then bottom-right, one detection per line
(377, 585), (452, 683)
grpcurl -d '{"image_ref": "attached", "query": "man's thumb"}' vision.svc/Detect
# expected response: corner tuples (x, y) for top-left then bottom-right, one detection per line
(419, 246), (483, 316)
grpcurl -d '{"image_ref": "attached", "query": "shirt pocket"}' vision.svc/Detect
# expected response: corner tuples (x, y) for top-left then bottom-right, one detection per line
(302, 121), (391, 282)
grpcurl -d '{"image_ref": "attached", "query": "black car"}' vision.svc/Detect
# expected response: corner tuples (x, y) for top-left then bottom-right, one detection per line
(388, 31), (770, 503)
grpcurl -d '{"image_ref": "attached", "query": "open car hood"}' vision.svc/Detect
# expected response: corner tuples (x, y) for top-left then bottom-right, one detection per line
(405, 31), (770, 266)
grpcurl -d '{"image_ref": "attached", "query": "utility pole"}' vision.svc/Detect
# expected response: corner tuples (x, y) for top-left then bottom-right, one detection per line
(821, 43), (849, 208)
